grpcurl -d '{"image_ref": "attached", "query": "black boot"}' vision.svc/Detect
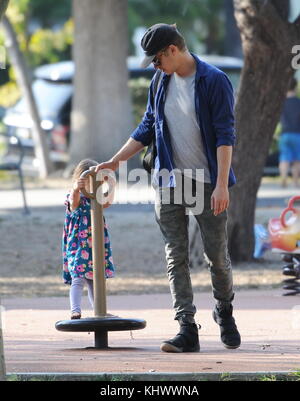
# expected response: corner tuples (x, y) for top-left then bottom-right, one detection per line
(160, 322), (200, 353)
(213, 303), (241, 349)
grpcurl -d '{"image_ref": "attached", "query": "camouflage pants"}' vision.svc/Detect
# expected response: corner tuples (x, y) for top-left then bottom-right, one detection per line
(155, 181), (234, 323)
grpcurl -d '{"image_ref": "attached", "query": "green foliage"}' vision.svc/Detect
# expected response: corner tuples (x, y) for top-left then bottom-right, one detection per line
(220, 372), (233, 381)
(259, 374), (277, 381)
(0, 80), (20, 107)
(3, 0), (30, 49)
(2, 1), (73, 67)
(269, 122), (281, 154)
(28, 19), (73, 65)
(0, 1), (73, 107)
(28, 0), (71, 28)
(289, 370), (300, 380)
(128, 0), (225, 55)
(129, 77), (150, 126)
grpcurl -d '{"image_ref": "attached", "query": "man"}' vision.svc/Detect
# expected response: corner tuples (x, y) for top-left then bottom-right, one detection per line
(279, 77), (300, 188)
(95, 23), (241, 352)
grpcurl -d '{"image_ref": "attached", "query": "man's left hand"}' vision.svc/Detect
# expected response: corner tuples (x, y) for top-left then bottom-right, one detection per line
(211, 185), (229, 216)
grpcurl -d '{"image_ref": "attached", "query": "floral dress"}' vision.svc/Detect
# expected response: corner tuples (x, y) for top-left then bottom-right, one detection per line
(62, 192), (115, 285)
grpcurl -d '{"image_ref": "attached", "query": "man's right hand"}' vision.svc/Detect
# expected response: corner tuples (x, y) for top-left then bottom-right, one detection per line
(94, 158), (119, 173)
(93, 137), (144, 174)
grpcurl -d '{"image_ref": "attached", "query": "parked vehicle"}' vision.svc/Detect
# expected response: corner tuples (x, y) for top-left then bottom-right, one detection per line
(3, 55), (243, 164)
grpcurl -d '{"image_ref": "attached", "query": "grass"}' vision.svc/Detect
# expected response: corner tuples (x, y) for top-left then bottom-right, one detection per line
(6, 371), (300, 381)
(259, 374), (278, 381)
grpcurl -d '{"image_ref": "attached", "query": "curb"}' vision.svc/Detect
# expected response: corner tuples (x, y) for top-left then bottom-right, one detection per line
(6, 371), (300, 381)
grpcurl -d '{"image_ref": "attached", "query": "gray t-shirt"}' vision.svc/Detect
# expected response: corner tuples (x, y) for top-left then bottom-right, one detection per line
(164, 72), (211, 183)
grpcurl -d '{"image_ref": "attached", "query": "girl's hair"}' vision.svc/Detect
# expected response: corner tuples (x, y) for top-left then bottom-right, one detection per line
(72, 159), (98, 181)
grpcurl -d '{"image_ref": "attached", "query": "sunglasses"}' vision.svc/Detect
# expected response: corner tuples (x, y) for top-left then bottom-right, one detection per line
(152, 47), (169, 67)
(152, 55), (162, 67)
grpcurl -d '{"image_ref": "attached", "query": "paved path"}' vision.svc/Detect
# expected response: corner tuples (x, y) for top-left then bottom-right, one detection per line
(2, 289), (300, 376)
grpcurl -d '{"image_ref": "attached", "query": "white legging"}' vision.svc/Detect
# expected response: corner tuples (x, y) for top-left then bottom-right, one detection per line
(70, 277), (94, 314)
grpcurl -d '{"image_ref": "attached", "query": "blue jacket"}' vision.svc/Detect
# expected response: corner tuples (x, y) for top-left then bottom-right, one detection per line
(130, 53), (236, 188)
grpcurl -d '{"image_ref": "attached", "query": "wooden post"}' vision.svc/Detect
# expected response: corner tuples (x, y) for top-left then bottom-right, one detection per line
(0, 302), (6, 381)
(80, 169), (110, 348)
(90, 173), (107, 317)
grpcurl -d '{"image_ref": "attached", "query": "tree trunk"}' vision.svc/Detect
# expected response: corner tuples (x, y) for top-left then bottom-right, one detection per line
(69, 0), (134, 172)
(2, 15), (54, 178)
(228, 0), (300, 261)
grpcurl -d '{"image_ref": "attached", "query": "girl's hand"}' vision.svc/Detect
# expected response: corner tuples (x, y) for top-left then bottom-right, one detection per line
(73, 177), (88, 193)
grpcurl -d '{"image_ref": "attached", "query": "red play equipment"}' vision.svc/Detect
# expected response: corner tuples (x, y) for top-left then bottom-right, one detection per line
(269, 196), (300, 253)
(268, 196), (300, 295)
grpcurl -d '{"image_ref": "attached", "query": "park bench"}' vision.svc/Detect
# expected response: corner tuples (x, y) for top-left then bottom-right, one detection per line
(0, 132), (29, 214)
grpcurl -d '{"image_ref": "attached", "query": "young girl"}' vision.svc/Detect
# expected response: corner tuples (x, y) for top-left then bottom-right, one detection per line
(62, 159), (115, 319)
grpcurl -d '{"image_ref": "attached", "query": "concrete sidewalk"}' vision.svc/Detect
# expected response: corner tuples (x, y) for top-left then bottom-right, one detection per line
(2, 289), (300, 379)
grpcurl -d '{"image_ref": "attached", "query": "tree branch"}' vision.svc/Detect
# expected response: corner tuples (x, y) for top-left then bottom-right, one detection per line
(234, 0), (291, 51)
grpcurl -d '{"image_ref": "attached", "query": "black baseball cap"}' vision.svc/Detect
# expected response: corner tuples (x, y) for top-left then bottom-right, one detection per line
(140, 23), (183, 68)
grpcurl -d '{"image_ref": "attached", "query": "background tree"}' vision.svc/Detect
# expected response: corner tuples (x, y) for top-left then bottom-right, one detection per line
(2, 14), (54, 177)
(228, 0), (300, 261)
(0, 0), (73, 108)
(69, 0), (134, 169)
